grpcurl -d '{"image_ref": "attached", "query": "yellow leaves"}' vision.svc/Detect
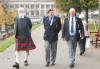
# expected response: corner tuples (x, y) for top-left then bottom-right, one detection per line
(0, 4), (5, 25)
(56, 8), (65, 14)
(80, 0), (84, 3)
(7, 8), (17, 18)
(7, 8), (17, 25)
(0, 4), (4, 15)
(80, 0), (98, 9)
(0, 3), (17, 26)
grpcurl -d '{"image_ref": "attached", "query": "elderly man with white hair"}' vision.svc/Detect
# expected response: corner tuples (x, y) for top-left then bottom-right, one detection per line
(13, 7), (36, 68)
(62, 8), (84, 68)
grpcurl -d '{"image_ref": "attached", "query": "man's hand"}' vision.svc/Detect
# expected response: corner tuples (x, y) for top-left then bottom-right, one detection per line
(62, 38), (65, 41)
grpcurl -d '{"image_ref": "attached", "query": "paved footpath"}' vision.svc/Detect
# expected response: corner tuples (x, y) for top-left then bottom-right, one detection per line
(0, 25), (100, 69)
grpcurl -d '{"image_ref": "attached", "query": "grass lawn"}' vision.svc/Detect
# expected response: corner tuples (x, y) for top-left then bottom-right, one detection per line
(88, 23), (99, 36)
(0, 23), (42, 52)
(88, 23), (98, 32)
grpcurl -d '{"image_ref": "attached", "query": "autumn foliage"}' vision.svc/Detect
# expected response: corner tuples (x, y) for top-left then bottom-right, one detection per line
(0, 4), (17, 26)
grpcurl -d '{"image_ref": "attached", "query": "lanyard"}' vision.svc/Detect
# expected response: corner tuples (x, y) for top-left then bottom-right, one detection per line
(49, 16), (54, 26)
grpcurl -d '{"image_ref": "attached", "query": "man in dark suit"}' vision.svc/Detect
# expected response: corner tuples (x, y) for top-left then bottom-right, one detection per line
(62, 8), (84, 68)
(43, 8), (61, 67)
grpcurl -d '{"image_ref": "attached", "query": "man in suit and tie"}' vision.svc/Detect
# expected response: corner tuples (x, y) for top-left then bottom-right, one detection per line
(43, 8), (61, 67)
(62, 8), (84, 68)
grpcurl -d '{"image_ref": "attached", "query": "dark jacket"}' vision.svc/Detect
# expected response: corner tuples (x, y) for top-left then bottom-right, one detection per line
(62, 16), (84, 41)
(43, 16), (61, 42)
(14, 16), (32, 39)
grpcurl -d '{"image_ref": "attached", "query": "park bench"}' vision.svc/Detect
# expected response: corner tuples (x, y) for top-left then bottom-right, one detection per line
(2, 34), (7, 40)
(90, 28), (100, 48)
(10, 32), (14, 36)
(7, 32), (14, 38)
(7, 33), (11, 38)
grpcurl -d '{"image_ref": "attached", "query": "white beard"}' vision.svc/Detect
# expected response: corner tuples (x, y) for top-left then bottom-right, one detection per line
(19, 13), (25, 19)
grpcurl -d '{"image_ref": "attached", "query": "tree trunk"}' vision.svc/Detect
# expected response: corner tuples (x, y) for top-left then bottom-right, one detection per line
(85, 8), (88, 31)
(99, 2), (100, 28)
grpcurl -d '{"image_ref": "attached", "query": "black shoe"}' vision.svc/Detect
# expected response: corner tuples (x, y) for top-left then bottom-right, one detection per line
(24, 60), (28, 66)
(12, 62), (19, 68)
(69, 63), (74, 68)
(45, 62), (50, 67)
(80, 52), (84, 56)
(51, 63), (55, 66)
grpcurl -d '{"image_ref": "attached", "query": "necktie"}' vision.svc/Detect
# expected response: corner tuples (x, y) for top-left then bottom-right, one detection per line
(71, 17), (74, 33)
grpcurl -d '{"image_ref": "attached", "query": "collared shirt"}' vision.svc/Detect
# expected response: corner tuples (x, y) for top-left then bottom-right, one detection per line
(69, 16), (76, 36)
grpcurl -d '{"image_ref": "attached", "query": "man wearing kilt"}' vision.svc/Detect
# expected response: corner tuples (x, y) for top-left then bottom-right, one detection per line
(43, 8), (61, 67)
(13, 8), (36, 68)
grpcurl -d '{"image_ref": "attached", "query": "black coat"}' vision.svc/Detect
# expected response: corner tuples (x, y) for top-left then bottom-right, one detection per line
(14, 16), (32, 39)
(62, 16), (84, 41)
(43, 16), (61, 42)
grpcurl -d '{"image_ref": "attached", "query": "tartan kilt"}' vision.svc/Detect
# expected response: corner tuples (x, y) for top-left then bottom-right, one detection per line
(15, 38), (36, 51)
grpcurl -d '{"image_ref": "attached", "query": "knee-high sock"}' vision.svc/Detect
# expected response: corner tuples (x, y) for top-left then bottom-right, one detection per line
(15, 51), (20, 63)
(24, 52), (29, 61)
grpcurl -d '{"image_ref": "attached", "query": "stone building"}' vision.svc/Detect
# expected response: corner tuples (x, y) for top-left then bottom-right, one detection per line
(8, 0), (56, 22)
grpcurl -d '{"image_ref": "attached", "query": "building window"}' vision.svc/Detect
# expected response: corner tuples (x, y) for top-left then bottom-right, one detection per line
(20, 4), (24, 8)
(15, 4), (19, 8)
(51, 5), (54, 8)
(40, 10), (45, 16)
(26, 4), (29, 8)
(41, 5), (44, 8)
(10, 5), (14, 8)
(26, 12), (29, 16)
(36, 10), (39, 16)
(31, 5), (34, 8)
(46, 5), (50, 9)
(35, 10), (39, 16)
(46, 10), (48, 14)
(36, 4), (39, 8)
(31, 10), (34, 16)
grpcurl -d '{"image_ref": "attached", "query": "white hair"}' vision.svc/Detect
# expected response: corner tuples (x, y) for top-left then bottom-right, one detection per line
(18, 7), (25, 18)
(18, 7), (24, 14)
(69, 8), (75, 12)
